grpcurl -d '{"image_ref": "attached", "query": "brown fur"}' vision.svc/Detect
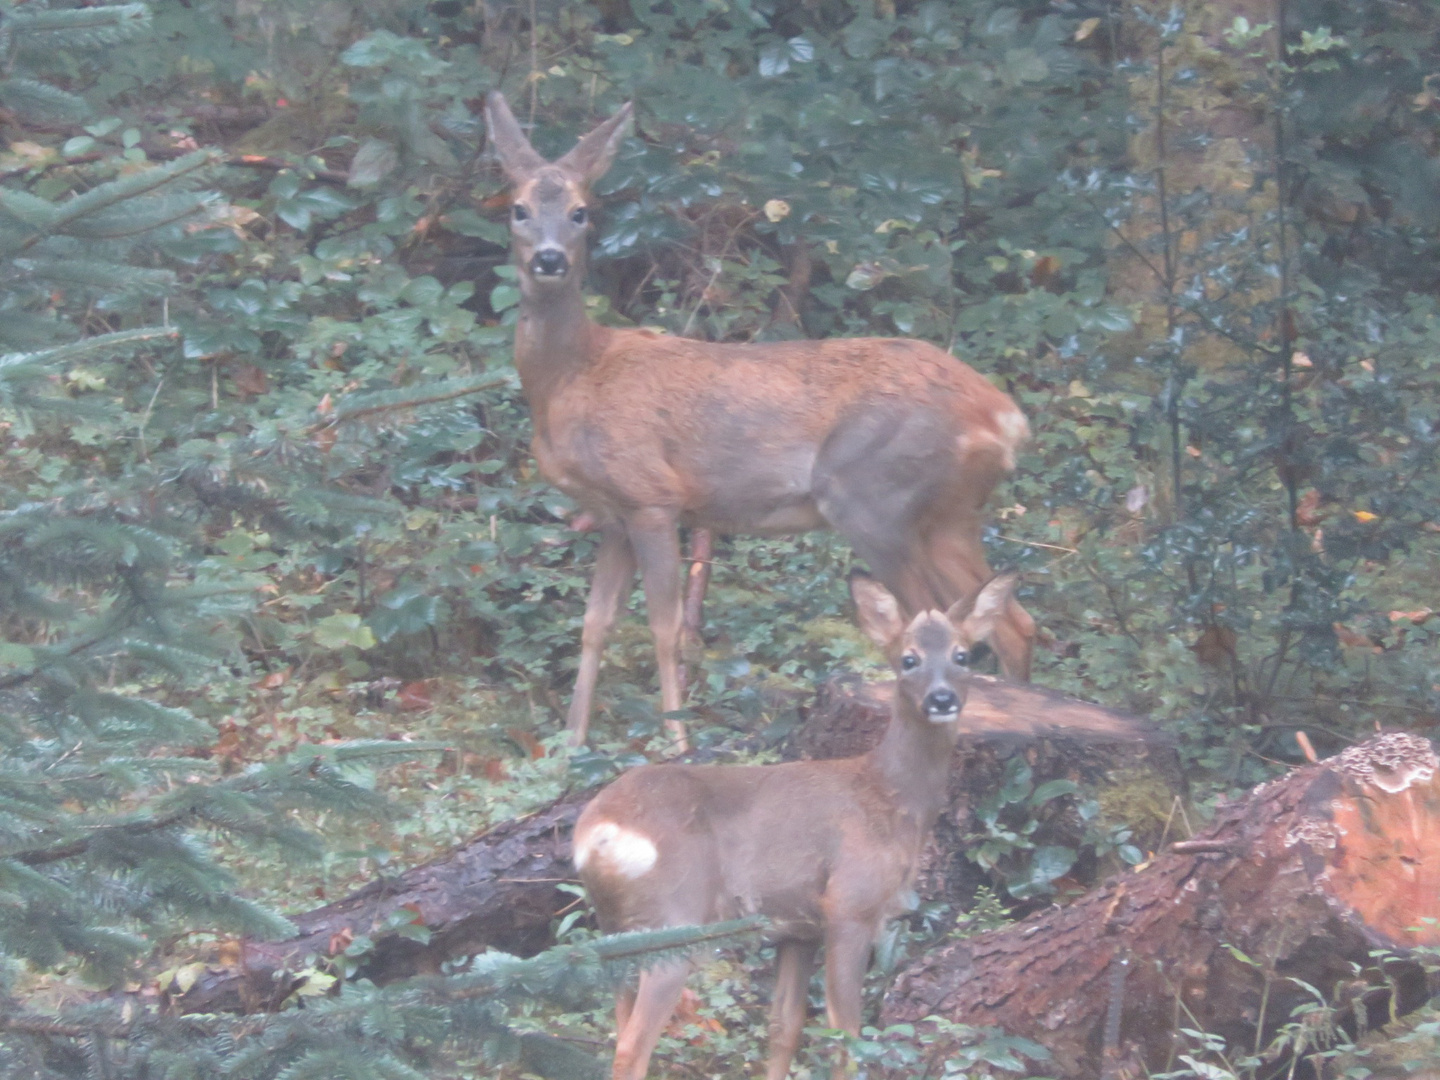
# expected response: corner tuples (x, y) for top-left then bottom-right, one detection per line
(483, 92), (1036, 749)
(573, 574), (1018, 1080)
(531, 328), (1024, 530)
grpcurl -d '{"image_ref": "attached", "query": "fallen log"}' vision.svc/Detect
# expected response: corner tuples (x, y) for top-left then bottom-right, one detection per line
(174, 676), (1166, 1013)
(175, 788), (592, 1012)
(881, 732), (1440, 1079)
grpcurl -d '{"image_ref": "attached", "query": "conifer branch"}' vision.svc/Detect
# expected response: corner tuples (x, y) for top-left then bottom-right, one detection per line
(314, 373), (511, 430)
(7, 4), (151, 51)
(3, 742), (444, 865)
(0, 326), (179, 376)
(0, 149), (219, 254)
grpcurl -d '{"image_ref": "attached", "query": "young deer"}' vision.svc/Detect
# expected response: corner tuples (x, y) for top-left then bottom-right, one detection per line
(573, 572), (1018, 1080)
(483, 93), (1034, 748)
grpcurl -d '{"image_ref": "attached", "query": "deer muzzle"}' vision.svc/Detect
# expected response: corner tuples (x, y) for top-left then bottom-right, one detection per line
(530, 248), (570, 278)
(923, 686), (962, 721)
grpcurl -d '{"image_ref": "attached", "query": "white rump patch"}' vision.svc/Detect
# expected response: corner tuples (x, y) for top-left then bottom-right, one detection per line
(997, 408), (1030, 448)
(994, 409), (1030, 469)
(956, 409), (1030, 472)
(573, 820), (658, 878)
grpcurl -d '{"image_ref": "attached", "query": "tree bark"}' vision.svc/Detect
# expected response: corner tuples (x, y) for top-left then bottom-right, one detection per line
(173, 676), (1166, 1013)
(881, 732), (1440, 1079)
(175, 789), (592, 1012)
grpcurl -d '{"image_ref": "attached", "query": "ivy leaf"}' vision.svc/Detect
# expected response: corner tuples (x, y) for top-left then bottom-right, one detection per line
(1029, 779), (1081, 807)
(367, 590), (440, 642)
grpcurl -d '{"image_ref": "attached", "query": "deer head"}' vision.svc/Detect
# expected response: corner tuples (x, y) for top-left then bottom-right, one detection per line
(483, 92), (633, 294)
(852, 570), (1018, 728)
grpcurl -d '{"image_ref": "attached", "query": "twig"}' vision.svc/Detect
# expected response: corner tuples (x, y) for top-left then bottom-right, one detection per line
(1170, 839), (1239, 855)
(8, 807), (195, 866)
(307, 375), (509, 434)
(992, 535), (1078, 554)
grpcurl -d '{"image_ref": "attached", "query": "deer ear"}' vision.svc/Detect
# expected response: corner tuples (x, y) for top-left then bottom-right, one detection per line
(555, 101), (634, 186)
(851, 572), (906, 652)
(949, 572), (1018, 647)
(484, 91), (548, 182)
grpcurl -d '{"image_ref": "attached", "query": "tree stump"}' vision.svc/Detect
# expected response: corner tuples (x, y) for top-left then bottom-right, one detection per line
(881, 732), (1440, 1078)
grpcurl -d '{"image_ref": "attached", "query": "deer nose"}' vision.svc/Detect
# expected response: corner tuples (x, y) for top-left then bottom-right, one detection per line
(923, 687), (960, 719)
(530, 249), (569, 277)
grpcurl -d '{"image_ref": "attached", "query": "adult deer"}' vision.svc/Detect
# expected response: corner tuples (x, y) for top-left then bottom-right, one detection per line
(574, 572), (1018, 1080)
(483, 92), (1034, 748)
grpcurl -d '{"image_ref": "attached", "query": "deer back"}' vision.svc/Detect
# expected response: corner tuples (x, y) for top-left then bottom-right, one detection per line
(576, 756), (929, 938)
(535, 331), (1026, 531)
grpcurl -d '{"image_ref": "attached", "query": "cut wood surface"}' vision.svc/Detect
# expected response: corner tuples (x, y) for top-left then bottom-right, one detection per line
(174, 676), (1168, 1014)
(881, 732), (1440, 1079)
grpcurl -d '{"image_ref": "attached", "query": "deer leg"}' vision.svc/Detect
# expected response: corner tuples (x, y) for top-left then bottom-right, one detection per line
(626, 510), (688, 752)
(680, 528), (712, 659)
(818, 507), (933, 617)
(990, 597), (1035, 681)
(923, 526), (1034, 681)
(615, 983), (638, 1033)
(821, 920), (874, 1080)
(566, 526), (638, 746)
(813, 406), (963, 617)
(611, 959), (690, 1080)
(767, 939), (820, 1080)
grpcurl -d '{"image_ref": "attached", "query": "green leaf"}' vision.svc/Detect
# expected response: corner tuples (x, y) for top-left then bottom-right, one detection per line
(348, 137), (400, 188)
(758, 42), (789, 77)
(490, 283), (520, 312)
(997, 759), (1033, 805)
(313, 613), (378, 651)
(1029, 779), (1081, 806)
(1029, 846), (1076, 885)
(367, 590), (440, 642)
(401, 275), (444, 306)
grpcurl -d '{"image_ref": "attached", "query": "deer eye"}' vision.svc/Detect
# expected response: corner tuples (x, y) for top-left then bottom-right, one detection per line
(953, 649), (969, 665)
(901, 654), (920, 671)
(512, 204), (529, 222)
(570, 206), (587, 225)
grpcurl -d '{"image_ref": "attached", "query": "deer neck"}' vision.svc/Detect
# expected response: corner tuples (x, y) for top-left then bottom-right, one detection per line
(865, 707), (961, 830)
(513, 276), (600, 413)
